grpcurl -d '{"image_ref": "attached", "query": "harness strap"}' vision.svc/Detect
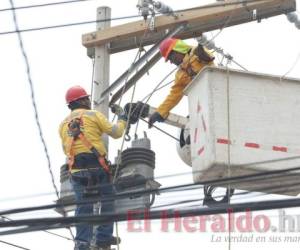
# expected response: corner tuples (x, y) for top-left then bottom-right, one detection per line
(66, 110), (110, 174)
(180, 52), (198, 78)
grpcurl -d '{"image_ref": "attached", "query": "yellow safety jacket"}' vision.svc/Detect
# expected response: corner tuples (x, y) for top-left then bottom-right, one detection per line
(156, 47), (214, 118)
(59, 108), (126, 158)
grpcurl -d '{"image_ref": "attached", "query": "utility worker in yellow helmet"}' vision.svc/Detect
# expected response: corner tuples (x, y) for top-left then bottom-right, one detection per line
(59, 85), (127, 250)
(148, 38), (215, 127)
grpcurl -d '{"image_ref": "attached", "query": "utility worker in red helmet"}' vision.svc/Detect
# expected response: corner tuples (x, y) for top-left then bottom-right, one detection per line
(148, 38), (215, 127)
(59, 85), (127, 250)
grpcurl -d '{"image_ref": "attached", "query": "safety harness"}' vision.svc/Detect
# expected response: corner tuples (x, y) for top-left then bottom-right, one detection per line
(66, 110), (110, 174)
(180, 45), (215, 78)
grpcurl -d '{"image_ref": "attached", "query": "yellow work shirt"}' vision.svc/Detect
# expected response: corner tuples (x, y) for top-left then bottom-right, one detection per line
(156, 48), (214, 118)
(59, 108), (126, 157)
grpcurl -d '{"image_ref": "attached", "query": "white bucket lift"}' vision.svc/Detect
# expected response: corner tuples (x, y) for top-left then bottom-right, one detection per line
(184, 67), (300, 196)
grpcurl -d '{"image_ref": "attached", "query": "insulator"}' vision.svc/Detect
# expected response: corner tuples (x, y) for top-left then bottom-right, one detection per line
(196, 35), (208, 45)
(286, 12), (298, 23)
(206, 41), (216, 50)
(154, 1), (174, 15)
(137, 0), (152, 20)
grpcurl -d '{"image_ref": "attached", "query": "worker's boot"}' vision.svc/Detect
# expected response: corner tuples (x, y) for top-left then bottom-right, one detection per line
(110, 236), (121, 245)
(74, 241), (90, 250)
(95, 236), (121, 249)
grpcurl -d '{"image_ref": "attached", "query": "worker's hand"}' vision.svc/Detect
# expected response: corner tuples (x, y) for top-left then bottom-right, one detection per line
(148, 112), (165, 128)
(124, 102), (150, 125)
(111, 104), (128, 121)
(117, 111), (128, 122)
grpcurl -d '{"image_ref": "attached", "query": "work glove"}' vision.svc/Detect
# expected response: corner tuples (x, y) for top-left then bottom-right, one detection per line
(118, 111), (128, 122)
(148, 112), (165, 128)
(124, 102), (149, 124)
(110, 104), (127, 121)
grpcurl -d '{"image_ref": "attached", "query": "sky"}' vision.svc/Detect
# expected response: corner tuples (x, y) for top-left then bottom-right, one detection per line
(1, 0), (300, 250)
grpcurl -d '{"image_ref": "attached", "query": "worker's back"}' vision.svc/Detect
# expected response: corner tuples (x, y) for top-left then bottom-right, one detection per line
(59, 108), (125, 157)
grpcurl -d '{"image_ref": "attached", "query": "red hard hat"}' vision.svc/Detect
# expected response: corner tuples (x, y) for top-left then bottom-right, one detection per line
(159, 38), (178, 61)
(65, 85), (89, 104)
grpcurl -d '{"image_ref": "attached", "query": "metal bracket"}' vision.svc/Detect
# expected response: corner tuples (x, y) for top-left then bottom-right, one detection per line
(94, 23), (187, 105)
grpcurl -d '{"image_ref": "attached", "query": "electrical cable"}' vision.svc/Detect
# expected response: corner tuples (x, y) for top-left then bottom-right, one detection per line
(1, 216), (73, 241)
(3, 176), (300, 229)
(140, 118), (179, 142)
(110, 26), (148, 123)
(0, 0), (266, 14)
(2, 154), (300, 204)
(153, 177), (300, 210)
(115, 52), (142, 250)
(280, 50), (300, 79)
(8, 0), (59, 202)
(202, 1), (239, 49)
(0, 240), (31, 250)
(132, 67), (177, 136)
(0, 0), (95, 12)
(0, 14), (141, 36)
(8, 0), (74, 240)
(0, 0), (269, 36)
(140, 79), (174, 102)
(108, 22), (153, 250)
(2, 161), (300, 217)
(130, 0), (242, 138)
(2, 195), (300, 236)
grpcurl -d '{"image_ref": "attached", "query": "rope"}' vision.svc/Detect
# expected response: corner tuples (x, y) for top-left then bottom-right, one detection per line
(133, 67), (177, 136)
(110, 23), (151, 250)
(113, 71), (140, 250)
(8, 0), (74, 240)
(111, 20), (151, 123)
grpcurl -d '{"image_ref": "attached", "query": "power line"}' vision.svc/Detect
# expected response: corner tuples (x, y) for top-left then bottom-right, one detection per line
(2, 161), (300, 217)
(0, 0), (95, 12)
(0, 0), (268, 36)
(1, 216), (73, 241)
(0, 14), (141, 36)
(0, 240), (31, 250)
(153, 178), (300, 210)
(8, 0), (74, 241)
(1, 195), (300, 236)
(1, 154), (300, 204)
(9, 0), (59, 203)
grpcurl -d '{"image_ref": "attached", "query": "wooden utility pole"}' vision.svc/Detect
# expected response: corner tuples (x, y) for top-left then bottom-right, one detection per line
(93, 6), (111, 149)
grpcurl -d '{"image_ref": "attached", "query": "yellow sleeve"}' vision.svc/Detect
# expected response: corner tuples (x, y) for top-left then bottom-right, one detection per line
(95, 112), (126, 139)
(156, 71), (191, 118)
(58, 121), (68, 155)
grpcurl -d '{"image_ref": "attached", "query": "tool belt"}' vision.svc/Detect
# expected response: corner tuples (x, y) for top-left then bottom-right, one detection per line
(72, 153), (104, 170)
(71, 153), (111, 197)
(71, 173), (101, 198)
